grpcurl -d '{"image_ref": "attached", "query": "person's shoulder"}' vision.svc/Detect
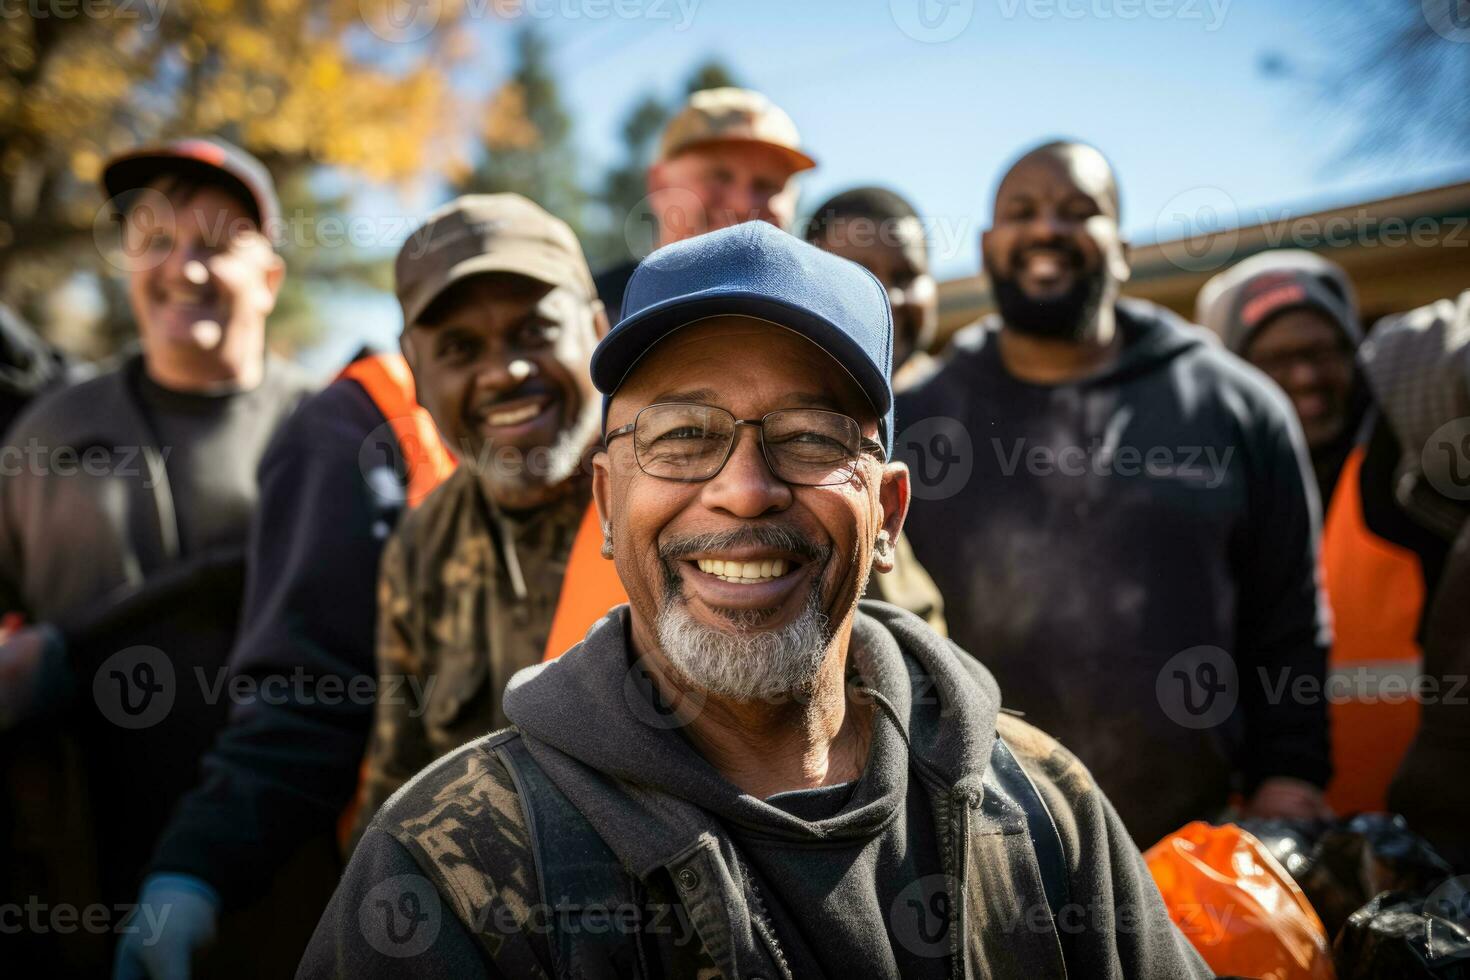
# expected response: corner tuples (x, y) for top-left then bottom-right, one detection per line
(261, 353), (317, 398)
(2, 363), (130, 445)
(997, 711), (1101, 806)
(896, 319), (998, 407)
(270, 373), (385, 451)
(370, 730), (536, 913)
(1137, 303), (1298, 429)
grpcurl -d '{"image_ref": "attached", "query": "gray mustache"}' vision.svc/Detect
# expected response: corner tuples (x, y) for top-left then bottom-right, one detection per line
(659, 524), (829, 564)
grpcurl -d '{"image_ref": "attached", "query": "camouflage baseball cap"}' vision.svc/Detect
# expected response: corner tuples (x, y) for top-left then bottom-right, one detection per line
(395, 194), (596, 329)
(658, 87), (817, 173)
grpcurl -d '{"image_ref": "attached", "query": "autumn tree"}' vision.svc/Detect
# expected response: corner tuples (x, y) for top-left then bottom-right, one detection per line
(0, 0), (475, 353)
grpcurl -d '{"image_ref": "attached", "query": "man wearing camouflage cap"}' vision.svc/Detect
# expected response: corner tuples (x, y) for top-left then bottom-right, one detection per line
(594, 86), (817, 321)
(347, 193), (621, 837)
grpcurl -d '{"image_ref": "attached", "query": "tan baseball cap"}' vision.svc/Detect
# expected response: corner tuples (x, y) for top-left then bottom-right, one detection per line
(395, 194), (596, 329)
(658, 87), (817, 173)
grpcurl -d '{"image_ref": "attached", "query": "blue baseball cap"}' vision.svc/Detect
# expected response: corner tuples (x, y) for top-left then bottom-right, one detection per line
(590, 222), (895, 453)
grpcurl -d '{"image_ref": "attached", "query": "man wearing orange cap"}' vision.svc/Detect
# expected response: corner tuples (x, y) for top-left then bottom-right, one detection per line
(594, 86), (817, 322)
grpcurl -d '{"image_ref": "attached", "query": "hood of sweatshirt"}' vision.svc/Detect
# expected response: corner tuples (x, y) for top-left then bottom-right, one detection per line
(953, 297), (1210, 391)
(503, 600), (1001, 874)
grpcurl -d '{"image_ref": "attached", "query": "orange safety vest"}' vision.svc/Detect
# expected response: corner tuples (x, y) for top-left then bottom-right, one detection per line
(1320, 445), (1426, 814)
(543, 502), (628, 661)
(337, 353), (457, 507)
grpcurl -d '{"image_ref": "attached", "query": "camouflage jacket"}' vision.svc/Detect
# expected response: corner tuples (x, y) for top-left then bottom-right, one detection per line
(352, 465), (592, 841)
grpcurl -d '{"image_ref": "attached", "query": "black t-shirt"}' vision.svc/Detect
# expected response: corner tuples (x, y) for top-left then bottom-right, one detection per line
(134, 364), (307, 557)
(751, 750), (948, 980)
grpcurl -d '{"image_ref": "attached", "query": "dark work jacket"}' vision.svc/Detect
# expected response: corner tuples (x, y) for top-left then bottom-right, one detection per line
(139, 377), (411, 976)
(300, 604), (1209, 979)
(0, 353), (311, 973)
(147, 378), (407, 900)
(896, 300), (1331, 848)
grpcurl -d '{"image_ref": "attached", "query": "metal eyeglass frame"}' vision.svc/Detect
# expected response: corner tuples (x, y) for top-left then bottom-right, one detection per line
(603, 402), (886, 487)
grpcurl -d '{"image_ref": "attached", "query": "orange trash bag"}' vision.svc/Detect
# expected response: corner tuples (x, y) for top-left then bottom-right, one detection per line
(1144, 821), (1335, 980)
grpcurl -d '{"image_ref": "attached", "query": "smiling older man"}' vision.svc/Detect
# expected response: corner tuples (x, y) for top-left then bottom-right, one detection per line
(299, 223), (1208, 979)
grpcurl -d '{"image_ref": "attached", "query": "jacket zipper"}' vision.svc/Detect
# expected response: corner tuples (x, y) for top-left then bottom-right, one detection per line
(948, 788), (979, 980)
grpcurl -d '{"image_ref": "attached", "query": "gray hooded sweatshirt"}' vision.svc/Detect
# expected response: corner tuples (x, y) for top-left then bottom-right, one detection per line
(301, 602), (1210, 979)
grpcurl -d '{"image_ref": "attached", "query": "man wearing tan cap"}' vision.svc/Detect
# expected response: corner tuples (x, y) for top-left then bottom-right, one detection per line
(595, 86), (817, 321)
(348, 193), (618, 838)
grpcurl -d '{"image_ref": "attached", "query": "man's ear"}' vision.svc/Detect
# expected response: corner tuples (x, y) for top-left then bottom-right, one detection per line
(591, 450), (614, 561)
(1113, 235), (1133, 285)
(591, 300), (611, 339)
(263, 252), (286, 301)
(979, 227), (993, 278)
(645, 161), (666, 195)
(872, 461), (911, 576)
(399, 330), (418, 372)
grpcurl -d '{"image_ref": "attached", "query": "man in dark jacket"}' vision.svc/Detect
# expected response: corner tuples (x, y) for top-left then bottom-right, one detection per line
(896, 140), (1331, 848)
(112, 350), (453, 980)
(300, 223), (1210, 978)
(0, 138), (313, 974)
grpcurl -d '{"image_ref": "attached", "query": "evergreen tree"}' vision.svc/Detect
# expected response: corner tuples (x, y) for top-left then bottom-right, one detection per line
(459, 26), (586, 237)
(586, 58), (740, 268)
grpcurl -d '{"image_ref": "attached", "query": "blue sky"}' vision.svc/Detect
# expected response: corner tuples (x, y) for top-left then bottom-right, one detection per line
(299, 0), (1470, 373)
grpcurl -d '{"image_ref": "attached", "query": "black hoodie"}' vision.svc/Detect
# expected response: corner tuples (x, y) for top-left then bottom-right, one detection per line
(302, 603), (1210, 978)
(896, 299), (1331, 847)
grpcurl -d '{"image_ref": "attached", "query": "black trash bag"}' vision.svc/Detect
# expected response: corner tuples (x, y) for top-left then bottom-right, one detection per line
(1332, 883), (1470, 979)
(1236, 817), (1329, 883)
(1304, 814), (1456, 939)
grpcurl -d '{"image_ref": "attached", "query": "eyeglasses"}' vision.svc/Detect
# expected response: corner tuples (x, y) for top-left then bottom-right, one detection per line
(1251, 344), (1352, 379)
(604, 402), (883, 487)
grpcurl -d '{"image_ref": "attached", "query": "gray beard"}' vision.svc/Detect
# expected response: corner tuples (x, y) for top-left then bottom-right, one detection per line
(655, 586), (833, 703)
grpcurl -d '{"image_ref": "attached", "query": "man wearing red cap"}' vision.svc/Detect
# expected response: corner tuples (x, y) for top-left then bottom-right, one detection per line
(0, 137), (312, 973)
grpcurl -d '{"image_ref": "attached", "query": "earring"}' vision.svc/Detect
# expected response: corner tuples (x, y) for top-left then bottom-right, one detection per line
(875, 532), (891, 555)
(600, 525), (614, 559)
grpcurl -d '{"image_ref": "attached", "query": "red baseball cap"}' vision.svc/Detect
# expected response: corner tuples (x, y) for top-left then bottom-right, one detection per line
(101, 137), (281, 240)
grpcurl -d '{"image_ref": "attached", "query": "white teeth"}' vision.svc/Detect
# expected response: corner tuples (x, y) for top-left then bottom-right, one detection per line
(694, 558), (789, 583)
(485, 402), (542, 426)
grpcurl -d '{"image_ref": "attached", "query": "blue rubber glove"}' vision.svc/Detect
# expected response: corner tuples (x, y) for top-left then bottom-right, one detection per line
(0, 623), (71, 730)
(113, 874), (220, 980)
